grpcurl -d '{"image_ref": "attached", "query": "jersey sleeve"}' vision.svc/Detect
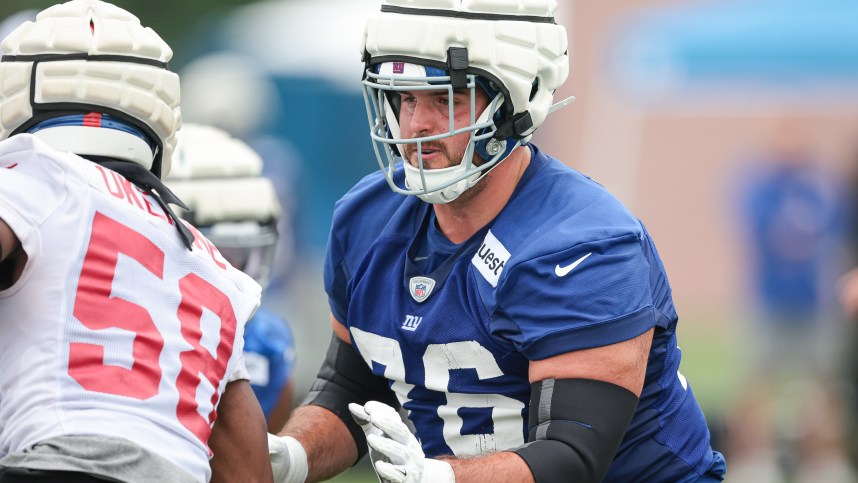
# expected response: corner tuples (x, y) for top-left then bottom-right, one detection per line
(0, 138), (70, 278)
(323, 230), (349, 324)
(493, 233), (660, 361)
(227, 353), (251, 382)
(323, 170), (403, 326)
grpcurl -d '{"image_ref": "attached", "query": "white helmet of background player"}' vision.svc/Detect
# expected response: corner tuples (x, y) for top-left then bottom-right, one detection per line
(167, 124), (281, 287)
(0, 0), (181, 178)
(361, 0), (572, 204)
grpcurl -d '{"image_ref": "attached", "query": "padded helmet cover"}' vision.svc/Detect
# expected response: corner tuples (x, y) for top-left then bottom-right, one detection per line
(0, 0), (181, 177)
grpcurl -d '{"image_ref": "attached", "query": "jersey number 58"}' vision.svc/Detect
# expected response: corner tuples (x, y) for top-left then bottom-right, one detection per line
(68, 212), (237, 444)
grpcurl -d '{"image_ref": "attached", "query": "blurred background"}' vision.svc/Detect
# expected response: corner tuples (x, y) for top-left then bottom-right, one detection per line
(4, 1), (858, 481)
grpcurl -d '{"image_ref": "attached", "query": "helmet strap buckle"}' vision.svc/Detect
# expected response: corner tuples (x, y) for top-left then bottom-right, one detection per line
(494, 111), (533, 140)
(446, 47), (469, 90)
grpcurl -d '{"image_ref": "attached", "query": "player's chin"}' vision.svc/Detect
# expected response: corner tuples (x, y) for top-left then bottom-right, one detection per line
(406, 151), (451, 170)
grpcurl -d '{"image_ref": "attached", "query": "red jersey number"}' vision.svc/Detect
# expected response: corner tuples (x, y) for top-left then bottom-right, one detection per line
(176, 272), (238, 443)
(69, 212), (238, 443)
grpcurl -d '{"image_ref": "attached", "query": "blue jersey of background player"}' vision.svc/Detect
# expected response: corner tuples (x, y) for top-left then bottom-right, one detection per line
(167, 124), (296, 432)
(243, 307), (296, 429)
(267, 2), (725, 483)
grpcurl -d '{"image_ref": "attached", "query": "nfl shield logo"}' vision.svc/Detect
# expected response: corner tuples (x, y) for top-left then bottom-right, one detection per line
(409, 276), (436, 303)
(393, 62), (405, 74)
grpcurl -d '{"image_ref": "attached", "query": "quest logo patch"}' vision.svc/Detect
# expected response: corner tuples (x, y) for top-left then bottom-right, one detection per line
(471, 230), (510, 287)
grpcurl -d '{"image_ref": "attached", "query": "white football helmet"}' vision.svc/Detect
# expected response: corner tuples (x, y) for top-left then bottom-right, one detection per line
(0, 0), (181, 178)
(361, 0), (571, 203)
(167, 124), (281, 287)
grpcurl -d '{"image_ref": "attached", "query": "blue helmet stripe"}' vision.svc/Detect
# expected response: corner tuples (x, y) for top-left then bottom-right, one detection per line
(26, 113), (155, 150)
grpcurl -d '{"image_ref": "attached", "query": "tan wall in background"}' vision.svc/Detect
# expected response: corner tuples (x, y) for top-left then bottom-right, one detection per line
(535, 0), (858, 317)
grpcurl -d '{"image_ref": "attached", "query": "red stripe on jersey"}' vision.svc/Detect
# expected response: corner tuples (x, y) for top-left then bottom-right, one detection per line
(83, 112), (102, 127)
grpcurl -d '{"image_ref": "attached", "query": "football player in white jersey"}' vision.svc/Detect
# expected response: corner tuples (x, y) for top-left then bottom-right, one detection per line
(267, 1), (726, 483)
(0, 1), (272, 482)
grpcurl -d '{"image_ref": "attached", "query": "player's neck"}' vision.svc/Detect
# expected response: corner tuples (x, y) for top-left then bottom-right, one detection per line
(432, 146), (531, 244)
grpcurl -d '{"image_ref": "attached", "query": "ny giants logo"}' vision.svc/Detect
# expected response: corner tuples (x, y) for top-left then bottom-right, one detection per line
(393, 62), (405, 74)
(401, 315), (423, 331)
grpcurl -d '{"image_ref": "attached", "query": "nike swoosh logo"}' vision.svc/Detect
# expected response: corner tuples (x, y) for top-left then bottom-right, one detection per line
(555, 252), (592, 277)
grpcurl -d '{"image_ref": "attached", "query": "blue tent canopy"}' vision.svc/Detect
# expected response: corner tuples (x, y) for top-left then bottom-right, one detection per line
(608, 0), (858, 101)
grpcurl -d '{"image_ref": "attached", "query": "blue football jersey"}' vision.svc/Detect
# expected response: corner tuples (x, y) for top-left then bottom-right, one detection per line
(242, 308), (295, 417)
(324, 146), (726, 481)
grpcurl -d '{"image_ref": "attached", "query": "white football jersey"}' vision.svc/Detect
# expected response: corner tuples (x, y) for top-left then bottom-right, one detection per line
(0, 134), (262, 482)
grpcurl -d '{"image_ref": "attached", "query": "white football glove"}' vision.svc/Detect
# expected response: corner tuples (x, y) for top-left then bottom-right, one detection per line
(349, 401), (455, 483)
(349, 402), (393, 483)
(267, 432), (308, 483)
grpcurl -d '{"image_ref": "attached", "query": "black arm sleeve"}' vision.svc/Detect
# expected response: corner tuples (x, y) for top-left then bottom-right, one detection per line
(302, 333), (399, 462)
(513, 378), (639, 483)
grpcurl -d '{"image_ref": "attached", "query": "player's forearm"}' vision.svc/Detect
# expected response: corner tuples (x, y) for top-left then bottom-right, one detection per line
(209, 380), (273, 483)
(443, 450), (534, 483)
(279, 404), (358, 482)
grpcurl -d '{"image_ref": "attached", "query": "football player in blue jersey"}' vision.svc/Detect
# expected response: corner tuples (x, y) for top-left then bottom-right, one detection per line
(167, 124), (297, 433)
(268, 1), (727, 482)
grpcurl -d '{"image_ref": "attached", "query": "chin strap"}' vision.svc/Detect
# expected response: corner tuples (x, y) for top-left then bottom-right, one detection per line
(490, 96), (576, 145)
(90, 158), (195, 250)
(549, 96), (576, 114)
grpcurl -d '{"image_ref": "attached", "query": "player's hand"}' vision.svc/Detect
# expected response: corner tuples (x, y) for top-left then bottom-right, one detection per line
(267, 433), (308, 483)
(350, 401), (455, 483)
(349, 402), (393, 483)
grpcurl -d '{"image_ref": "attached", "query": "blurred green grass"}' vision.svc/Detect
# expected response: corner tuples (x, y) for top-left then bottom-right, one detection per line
(676, 310), (744, 419)
(328, 459), (380, 483)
